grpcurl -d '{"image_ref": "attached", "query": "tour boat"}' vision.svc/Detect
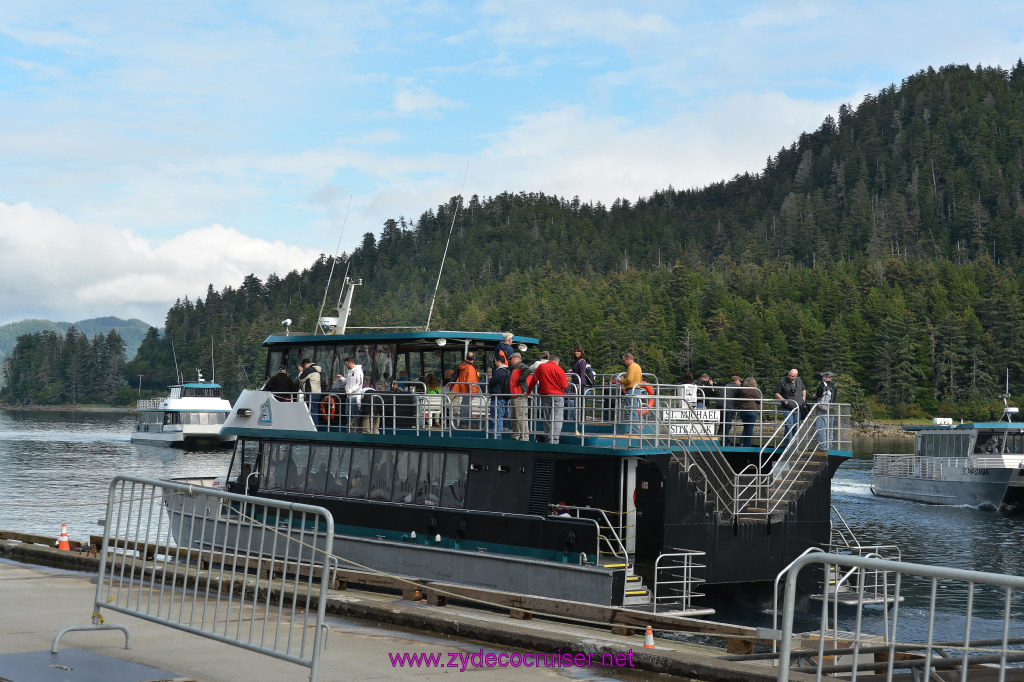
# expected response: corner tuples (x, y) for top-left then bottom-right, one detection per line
(164, 283), (854, 610)
(131, 371), (235, 447)
(871, 412), (1024, 510)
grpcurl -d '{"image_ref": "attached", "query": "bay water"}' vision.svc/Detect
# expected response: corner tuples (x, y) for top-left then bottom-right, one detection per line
(1, 410), (1021, 646)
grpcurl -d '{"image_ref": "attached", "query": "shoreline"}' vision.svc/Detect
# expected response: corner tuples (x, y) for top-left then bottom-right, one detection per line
(851, 421), (915, 439)
(0, 404), (132, 413)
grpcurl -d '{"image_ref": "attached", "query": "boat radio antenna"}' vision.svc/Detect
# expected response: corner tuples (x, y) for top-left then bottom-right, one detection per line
(425, 162), (470, 332)
(315, 195), (353, 335)
(171, 339), (181, 384)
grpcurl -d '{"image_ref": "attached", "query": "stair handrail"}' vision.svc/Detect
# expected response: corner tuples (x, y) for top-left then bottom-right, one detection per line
(658, 400), (740, 516)
(829, 504), (860, 549)
(552, 504), (629, 560)
(765, 404), (828, 515)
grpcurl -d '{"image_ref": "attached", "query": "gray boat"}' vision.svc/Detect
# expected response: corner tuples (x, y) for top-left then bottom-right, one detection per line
(871, 410), (1024, 510)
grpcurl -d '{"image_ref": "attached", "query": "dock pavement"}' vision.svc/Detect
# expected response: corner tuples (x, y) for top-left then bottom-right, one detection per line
(0, 537), (806, 682)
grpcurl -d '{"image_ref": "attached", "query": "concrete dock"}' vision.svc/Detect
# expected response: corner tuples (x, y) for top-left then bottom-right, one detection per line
(0, 536), (803, 681)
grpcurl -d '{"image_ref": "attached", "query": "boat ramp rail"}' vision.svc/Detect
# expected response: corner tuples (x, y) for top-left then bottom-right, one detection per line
(136, 398), (163, 409)
(53, 475), (335, 682)
(771, 552), (1024, 681)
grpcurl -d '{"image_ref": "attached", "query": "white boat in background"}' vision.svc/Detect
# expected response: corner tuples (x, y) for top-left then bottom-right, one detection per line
(131, 371), (235, 448)
(871, 408), (1024, 510)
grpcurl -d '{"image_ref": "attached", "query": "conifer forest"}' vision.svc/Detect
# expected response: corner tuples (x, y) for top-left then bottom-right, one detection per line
(5, 63), (1024, 420)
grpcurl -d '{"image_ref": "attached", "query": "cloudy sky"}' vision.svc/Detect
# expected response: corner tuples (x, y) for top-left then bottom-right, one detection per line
(1, 2), (1022, 327)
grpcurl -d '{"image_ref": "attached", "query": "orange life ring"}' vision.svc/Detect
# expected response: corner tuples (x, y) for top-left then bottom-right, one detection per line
(623, 382), (656, 415)
(319, 394), (341, 421)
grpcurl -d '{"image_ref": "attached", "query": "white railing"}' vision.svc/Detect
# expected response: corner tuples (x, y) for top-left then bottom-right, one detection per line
(53, 476), (334, 681)
(777, 553), (1024, 681)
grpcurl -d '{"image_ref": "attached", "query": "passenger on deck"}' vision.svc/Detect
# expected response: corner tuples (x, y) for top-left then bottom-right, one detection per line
(529, 351), (550, 371)
(451, 353), (480, 428)
(493, 332), (515, 367)
(613, 352), (644, 435)
(425, 374), (441, 394)
(528, 354), (569, 444)
(330, 373), (346, 391)
(814, 371), (837, 447)
(774, 369), (806, 447)
(508, 353), (532, 441)
(721, 375), (743, 445)
(343, 356), (364, 429)
(298, 359), (323, 425)
(262, 366), (297, 401)
(568, 346), (591, 430)
(737, 378), (760, 447)
(695, 372), (714, 409)
(488, 355), (511, 438)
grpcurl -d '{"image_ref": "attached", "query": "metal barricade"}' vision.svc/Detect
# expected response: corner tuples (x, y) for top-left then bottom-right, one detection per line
(53, 476), (335, 682)
(777, 552), (1024, 681)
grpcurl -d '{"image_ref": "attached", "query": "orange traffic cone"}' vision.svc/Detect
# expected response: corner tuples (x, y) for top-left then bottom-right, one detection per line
(643, 625), (655, 649)
(57, 523), (70, 551)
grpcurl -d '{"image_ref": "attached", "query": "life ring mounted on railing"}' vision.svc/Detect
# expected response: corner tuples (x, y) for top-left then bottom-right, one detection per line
(319, 394), (341, 421)
(623, 381), (656, 416)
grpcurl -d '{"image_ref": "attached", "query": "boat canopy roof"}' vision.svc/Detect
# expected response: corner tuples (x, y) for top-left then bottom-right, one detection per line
(262, 330), (540, 352)
(178, 382), (222, 389)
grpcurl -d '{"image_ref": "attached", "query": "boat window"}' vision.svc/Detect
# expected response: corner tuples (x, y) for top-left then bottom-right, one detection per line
(378, 344), (395, 387)
(975, 435), (995, 454)
(182, 386), (220, 398)
(287, 444), (311, 491)
(440, 451), (469, 508)
(264, 442), (292, 491)
(417, 450), (444, 505)
(1006, 434), (1021, 454)
(348, 447), (372, 498)
(327, 446), (351, 496)
(305, 445), (331, 495)
(369, 448), (396, 501)
(391, 449), (420, 503)
(235, 438), (261, 486)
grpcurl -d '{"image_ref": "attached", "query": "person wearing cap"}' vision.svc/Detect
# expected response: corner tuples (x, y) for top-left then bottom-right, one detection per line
(815, 371), (838, 447)
(774, 368), (806, 447)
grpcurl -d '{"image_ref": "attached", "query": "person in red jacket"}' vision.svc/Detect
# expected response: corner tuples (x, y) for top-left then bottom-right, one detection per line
(527, 353), (569, 444)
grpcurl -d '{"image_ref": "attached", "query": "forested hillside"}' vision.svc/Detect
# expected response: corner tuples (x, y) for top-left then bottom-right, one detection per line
(4, 63), (1024, 417)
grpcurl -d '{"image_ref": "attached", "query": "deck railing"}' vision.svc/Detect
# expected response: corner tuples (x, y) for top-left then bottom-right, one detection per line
(257, 384), (850, 522)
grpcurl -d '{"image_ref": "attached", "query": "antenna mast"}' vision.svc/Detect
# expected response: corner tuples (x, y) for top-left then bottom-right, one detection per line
(315, 195), (353, 335)
(425, 163), (470, 331)
(171, 339), (181, 384)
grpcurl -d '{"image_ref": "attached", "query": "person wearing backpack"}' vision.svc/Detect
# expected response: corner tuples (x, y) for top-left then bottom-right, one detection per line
(569, 346), (592, 432)
(814, 371), (838, 447)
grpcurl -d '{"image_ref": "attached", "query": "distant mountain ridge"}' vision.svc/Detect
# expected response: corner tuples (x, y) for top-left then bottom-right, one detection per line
(0, 317), (153, 360)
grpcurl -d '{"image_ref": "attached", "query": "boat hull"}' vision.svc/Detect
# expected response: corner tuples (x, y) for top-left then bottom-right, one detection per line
(871, 468), (1014, 508)
(163, 489), (625, 606)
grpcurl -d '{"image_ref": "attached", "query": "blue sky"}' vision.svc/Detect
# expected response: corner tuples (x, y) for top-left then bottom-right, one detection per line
(1, 1), (1022, 326)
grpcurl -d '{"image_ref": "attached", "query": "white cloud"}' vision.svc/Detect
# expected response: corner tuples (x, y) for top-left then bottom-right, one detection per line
(0, 203), (320, 326)
(394, 83), (463, 115)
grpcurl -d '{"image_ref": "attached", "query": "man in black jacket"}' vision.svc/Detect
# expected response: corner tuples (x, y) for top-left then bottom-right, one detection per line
(773, 368), (806, 447)
(263, 366), (297, 401)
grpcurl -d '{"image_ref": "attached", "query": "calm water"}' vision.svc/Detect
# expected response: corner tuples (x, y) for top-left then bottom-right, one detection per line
(0, 410), (228, 540)
(1, 413), (1021, 644)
